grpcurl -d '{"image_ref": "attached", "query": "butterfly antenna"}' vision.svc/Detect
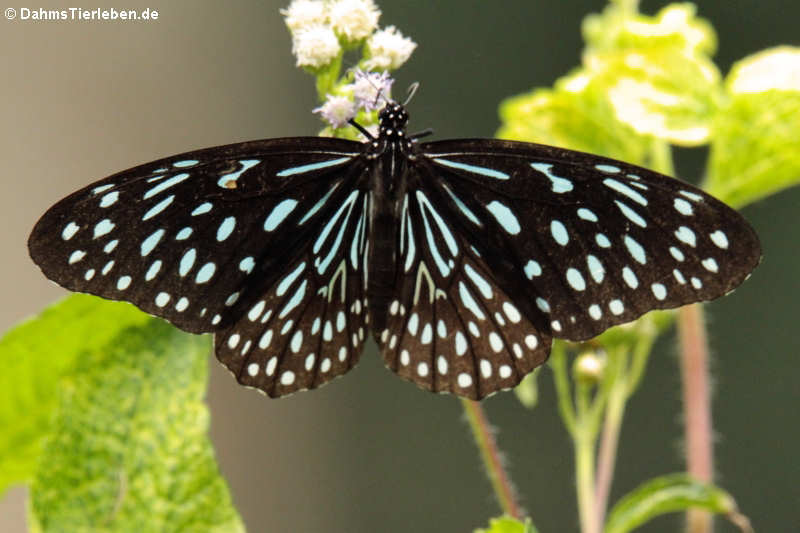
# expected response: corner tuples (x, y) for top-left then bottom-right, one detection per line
(403, 82), (420, 106)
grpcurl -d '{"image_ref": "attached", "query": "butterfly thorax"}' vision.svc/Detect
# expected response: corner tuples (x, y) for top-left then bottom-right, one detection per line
(366, 102), (416, 333)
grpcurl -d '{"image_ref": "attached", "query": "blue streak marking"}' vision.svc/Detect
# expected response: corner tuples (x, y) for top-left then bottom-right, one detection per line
(442, 184), (482, 226)
(615, 200), (647, 228)
(313, 190), (358, 254)
(142, 195), (174, 221)
(277, 262), (305, 296)
(217, 159), (260, 188)
(144, 173), (190, 200)
(276, 157), (351, 177)
(280, 280), (307, 318)
(486, 201), (521, 235)
(299, 183), (339, 225)
(433, 158), (509, 180)
(531, 163), (573, 193)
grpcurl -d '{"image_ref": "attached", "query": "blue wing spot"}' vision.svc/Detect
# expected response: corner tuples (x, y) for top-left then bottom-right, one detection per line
(524, 260), (542, 279)
(179, 248), (196, 277)
(217, 216), (236, 241)
(191, 202), (212, 216)
(550, 220), (569, 246)
(264, 199), (298, 231)
(195, 262), (216, 284)
(140, 229), (165, 257)
(623, 235), (646, 264)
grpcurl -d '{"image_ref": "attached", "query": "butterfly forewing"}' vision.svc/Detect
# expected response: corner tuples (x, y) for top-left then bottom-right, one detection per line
(419, 139), (761, 342)
(29, 138), (378, 396)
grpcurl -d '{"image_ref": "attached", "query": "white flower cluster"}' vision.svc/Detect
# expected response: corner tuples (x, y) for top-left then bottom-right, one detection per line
(364, 26), (416, 70)
(314, 69), (394, 127)
(281, 0), (415, 71)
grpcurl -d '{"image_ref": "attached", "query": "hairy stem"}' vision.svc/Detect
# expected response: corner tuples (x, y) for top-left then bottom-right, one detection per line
(461, 398), (522, 519)
(593, 377), (626, 528)
(677, 304), (714, 533)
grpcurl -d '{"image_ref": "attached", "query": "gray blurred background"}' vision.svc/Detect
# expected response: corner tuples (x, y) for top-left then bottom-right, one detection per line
(1, 1), (798, 531)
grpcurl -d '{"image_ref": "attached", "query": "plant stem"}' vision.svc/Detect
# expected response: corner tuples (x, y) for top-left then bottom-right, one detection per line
(677, 304), (715, 533)
(593, 376), (626, 529)
(576, 426), (598, 533)
(575, 380), (600, 533)
(460, 398), (522, 519)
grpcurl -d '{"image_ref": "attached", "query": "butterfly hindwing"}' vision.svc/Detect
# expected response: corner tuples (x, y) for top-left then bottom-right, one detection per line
(215, 188), (371, 397)
(419, 139), (761, 342)
(376, 172), (552, 400)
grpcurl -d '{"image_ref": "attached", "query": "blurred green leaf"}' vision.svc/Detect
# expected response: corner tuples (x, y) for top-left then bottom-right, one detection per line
(498, 70), (648, 164)
(513, 368), (540, 409)
(0, 295), (151, 495)
(604, 474), (751, 533)
(706, 47), (800, 207)
(583, 3), (721, 145)
(474, 515), (539, 533)
(29, 317), (239, 532)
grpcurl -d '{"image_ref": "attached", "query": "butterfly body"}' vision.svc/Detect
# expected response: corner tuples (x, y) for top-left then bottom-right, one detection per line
(29, 100), (760, 399)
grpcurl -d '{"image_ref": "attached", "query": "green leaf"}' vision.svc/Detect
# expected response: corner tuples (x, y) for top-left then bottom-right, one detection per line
(29, 315), (240, 532)
(582, 4), (721, 145)
(0, 295), (151, 495)
(604, 474), (752, 533)
(706, 47), (800, 207)
(498, 70), (648, 164)
(474, 515), (539, 533)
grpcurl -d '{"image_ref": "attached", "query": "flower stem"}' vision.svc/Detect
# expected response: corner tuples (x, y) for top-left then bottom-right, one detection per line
(575, 388), (600, 533)
(461, 398), (522, 519)
(593, 376), (626, 528)
(677, 304), (715, 533)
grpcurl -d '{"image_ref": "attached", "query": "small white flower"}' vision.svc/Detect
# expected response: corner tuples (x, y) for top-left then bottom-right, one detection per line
(364, 26), (417, 70)
(329, 0), (380, 41)
(349, 69), (394, 110)
(314, 95), (358, 128)
(281, 0), (328, 34)
(292, 25), (341, 69)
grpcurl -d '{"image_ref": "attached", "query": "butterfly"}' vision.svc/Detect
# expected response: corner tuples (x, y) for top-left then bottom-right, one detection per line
(28, 97), (761, 400)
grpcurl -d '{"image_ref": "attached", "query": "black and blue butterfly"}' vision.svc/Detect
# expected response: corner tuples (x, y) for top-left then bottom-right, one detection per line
(28, 92), (761, 400)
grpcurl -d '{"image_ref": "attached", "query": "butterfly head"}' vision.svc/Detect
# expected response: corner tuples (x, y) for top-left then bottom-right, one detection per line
(377, 102), (409, 142)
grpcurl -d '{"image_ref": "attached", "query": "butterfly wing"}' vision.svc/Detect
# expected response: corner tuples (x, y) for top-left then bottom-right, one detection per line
(420, 139), (761, 341)
(29, 137), (373, 396)
(376, 139), (760, 399)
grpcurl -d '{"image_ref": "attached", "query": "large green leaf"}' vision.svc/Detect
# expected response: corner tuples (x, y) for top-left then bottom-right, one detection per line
(28, 316), (241, 532)
(582, 4), (721, 146)
(0, 295), (150, 495)
(706, 47), (800, 207)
